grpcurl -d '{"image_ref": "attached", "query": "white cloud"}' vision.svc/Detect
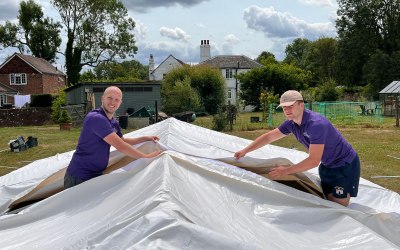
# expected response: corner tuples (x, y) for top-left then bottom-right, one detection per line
(328, 9), (338, 22)
(121, 0), (209, 13)
(224, 34), (240, 45)
(196, 22), (205, 28)
(135, 40), (199, 64)
(298, 0), (335, 8)
(243, 5), (336, 40)
(133, 19), (148, 41)
(160, 27), (190, 42)
(220, 34), (240, 55)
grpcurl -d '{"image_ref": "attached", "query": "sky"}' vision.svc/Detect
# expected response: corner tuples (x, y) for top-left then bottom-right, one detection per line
(0, 0), (338, 69)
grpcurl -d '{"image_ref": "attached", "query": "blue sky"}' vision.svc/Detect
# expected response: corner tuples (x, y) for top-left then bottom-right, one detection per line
(0, 0), (338, 68)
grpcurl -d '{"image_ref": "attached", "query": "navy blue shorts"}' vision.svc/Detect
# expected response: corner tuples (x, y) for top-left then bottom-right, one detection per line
(318, 155), (360, 198)
(64, 172), (86, 189)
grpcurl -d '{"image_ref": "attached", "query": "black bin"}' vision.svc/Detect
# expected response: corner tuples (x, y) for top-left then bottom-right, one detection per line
(119, 115), (128, 129)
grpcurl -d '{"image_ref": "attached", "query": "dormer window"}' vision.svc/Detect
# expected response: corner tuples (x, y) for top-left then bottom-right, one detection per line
(10, 73), (27, 85)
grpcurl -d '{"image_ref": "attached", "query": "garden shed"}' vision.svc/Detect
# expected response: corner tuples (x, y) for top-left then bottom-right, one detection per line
(379, 81), (400, 116)
(64, 82), (162, 116)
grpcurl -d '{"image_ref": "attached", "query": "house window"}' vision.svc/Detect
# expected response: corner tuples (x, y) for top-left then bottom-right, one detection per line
(225, 69), (233, 79)
(227, 89), (232, 99)
(0, 95), (5, 107)
(123, 87), (153, 92)
(10, 73), (27, 85)
(93, 88), (105, 93)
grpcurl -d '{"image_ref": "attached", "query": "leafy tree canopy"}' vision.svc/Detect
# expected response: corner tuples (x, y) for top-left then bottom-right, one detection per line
(0, 0), (61, 62)
(162, 65), (226, 115)
(79, 60), (148, 82)
(283, 38), (312, 70)
(52, 0), (138, 85)
(336, 0), (400, 88)
(161, 77), (202, 115)
(237, 63), (310, 109)
(256, 51), (278, 65)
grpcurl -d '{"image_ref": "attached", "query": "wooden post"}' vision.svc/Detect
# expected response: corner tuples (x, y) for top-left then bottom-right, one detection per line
(396, 96), (399, 127)
(155, 100), (158, 123)
(228, 100), (233, 131)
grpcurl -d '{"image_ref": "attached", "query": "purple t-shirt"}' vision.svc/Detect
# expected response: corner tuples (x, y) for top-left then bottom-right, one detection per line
(278, 109), (356, 168)
(67, 108), (122, 181)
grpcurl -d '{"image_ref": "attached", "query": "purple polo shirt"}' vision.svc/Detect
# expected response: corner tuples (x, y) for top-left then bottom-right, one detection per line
(278, 109), (356, 168)
(67, 108), (122, 181)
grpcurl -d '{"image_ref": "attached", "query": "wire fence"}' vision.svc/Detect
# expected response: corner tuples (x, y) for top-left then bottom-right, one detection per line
(268, 101), (383, 127)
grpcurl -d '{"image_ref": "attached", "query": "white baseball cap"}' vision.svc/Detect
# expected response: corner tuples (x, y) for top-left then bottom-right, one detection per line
(278, 90), (303, 107)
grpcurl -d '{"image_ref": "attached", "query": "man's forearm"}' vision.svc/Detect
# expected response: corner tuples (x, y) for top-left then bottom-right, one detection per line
(124, 136), (148, 145)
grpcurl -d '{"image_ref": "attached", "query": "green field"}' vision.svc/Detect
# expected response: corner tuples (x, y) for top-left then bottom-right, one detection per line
(1, 112), (399, 193)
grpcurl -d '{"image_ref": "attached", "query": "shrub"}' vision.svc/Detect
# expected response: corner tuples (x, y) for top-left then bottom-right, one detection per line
(316, 79), (339, 101)
(212, 111), (228, 131)
(30, 94), (53, 107)
(51, 89), (66, 123)
(58, 109), (72, 123)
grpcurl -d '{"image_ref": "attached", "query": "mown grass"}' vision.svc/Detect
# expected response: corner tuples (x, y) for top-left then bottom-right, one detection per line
(1, 112), (399, 193)
(193, 112), (400, 193)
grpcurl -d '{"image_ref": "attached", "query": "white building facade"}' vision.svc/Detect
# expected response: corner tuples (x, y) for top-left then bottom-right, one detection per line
(149, 54), (186, 81)
(198, 55), (262, 106)
(149, 40), (262, 107)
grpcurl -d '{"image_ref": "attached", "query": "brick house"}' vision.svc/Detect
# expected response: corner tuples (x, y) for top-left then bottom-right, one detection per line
(0, 53), (67, 107)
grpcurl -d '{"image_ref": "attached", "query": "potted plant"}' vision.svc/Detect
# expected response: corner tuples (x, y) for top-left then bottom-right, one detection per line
(58, 109), (72, 131)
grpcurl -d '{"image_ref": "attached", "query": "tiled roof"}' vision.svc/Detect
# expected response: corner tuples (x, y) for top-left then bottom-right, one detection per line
(151, 54), (187, 73)
(0, 53), (65, 76)
(0, 82), (18, 94)
(198, 55), (263, 69)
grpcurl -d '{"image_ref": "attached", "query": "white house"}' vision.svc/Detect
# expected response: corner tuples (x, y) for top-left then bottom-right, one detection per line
(198, 54), (262, 106)
(148, 54), (186, 81)
(149, 40), (262, 106)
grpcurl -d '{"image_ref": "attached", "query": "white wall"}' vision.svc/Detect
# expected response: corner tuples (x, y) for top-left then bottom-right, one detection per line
(150, 56), (183, 81)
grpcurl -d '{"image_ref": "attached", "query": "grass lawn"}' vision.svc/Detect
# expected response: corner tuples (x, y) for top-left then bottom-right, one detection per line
(0, 111), (399, 193)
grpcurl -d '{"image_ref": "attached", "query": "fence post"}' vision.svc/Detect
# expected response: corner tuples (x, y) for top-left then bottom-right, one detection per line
(268, 103), (274, 127)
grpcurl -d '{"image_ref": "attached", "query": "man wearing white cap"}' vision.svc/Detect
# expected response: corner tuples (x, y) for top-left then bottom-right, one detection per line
(234, 90), (360, 206)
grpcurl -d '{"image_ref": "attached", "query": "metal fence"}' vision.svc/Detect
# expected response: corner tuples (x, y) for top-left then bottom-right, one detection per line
(268, 101), (383, 127)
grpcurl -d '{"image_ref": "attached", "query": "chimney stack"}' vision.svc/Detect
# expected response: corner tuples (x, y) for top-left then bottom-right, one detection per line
(149, 54), (155, 80)
(200, 40), (211, 63)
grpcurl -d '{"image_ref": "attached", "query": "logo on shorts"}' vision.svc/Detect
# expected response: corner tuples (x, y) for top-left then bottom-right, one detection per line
(335, 186), (344, 195)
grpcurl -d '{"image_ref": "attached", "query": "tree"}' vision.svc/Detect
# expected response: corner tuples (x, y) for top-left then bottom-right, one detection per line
(259, 90), (279, 122)
(300, 88), (317, 110)
(52, 0), (138, 85)
(91, 60), (148, 82)
(315, 79), (339, 102)
(283, 38), (312, 69)
(79, 70), (97, 82)
(190, 66), (226, 115)
(237, 63), (310, 109)
(0, 0), (61, 62)
(161, 77), (202, 115)
(51, 89), (67, 123)
(336, 0), (400, 88)
(362, 50), (400, 99)
(307, 37), (338, 85)
(162, 65), (226, 115)
(256, 51), (278, 65)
